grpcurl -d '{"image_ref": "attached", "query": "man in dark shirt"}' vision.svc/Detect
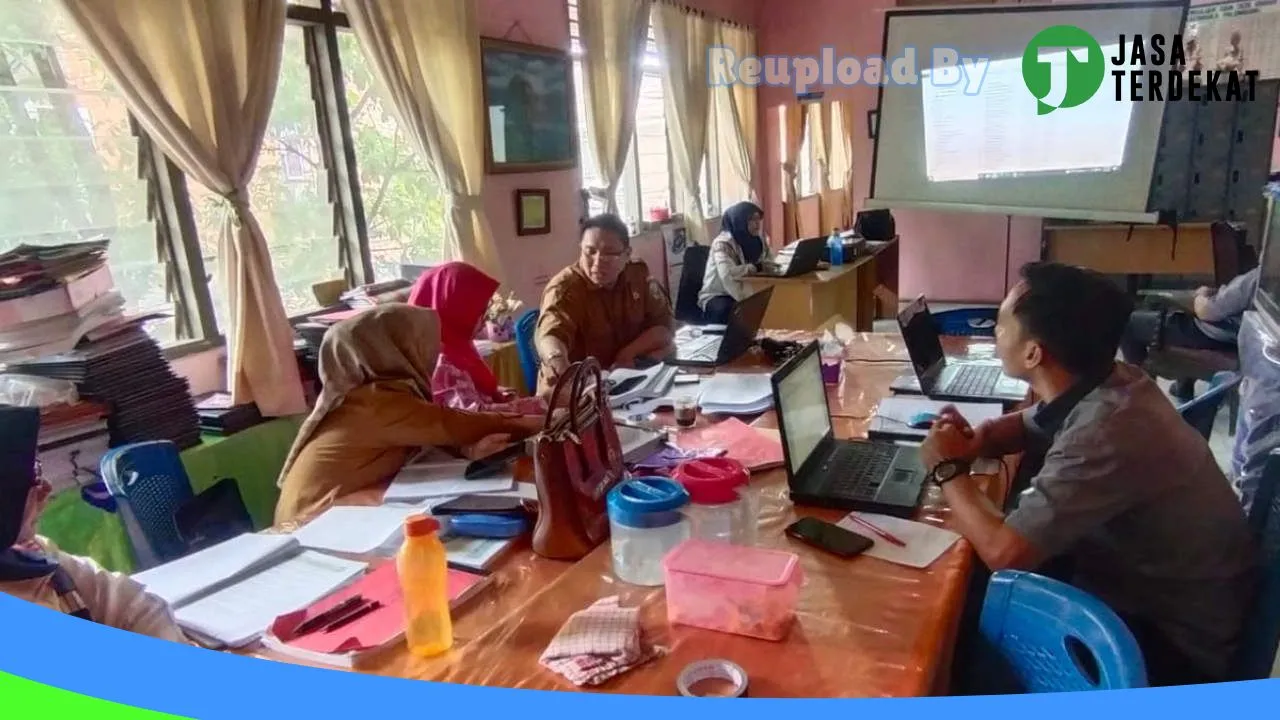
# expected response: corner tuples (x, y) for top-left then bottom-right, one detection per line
(1119, 267), (1259, 399)
(922, 262), (1257, 686)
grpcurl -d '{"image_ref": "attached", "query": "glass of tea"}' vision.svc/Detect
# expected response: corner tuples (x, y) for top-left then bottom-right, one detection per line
(674, 395), (698, 428)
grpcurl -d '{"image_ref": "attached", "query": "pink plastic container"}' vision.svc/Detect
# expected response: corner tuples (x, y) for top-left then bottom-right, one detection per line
(662, 539), (803, 641)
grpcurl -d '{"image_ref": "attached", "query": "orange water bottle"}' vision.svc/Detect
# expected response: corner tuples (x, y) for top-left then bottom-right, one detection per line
(398, 514), (453, 657)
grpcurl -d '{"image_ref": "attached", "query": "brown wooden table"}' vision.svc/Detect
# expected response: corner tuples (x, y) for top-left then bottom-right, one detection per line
(253, 330), (1016, 697)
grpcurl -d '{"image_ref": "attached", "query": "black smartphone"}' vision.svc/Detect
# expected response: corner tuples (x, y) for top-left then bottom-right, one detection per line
(431, 495), (528, 518)
(463, 442), (525, 480)
(785, 517), (873, 558)
(608, 375), (647, 397)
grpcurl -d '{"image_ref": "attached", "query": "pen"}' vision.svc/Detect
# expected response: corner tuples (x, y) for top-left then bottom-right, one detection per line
(848, 514), (907, 548)
(293, 595), (365, 637)
(323, 600), (383, 633)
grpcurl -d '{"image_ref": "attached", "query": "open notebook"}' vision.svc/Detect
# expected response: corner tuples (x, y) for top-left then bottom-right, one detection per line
(132, 533), (366, 648)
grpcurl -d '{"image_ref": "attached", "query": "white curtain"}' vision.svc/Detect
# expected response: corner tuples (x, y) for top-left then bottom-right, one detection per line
(344, 0), (502, 280)
(653, 2), (715, 244)
(713, 21), (758, 203)
(579, 0), (651, 214)
(58, 0), (306, 417)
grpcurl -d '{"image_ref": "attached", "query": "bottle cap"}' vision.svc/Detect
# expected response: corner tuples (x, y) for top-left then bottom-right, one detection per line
(404, 514), (440, 538)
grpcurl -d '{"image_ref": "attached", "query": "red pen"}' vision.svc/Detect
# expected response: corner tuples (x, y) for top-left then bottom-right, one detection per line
(848, 514), (907, 548)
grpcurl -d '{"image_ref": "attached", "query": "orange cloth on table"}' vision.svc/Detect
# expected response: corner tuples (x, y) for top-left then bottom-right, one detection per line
(534, 262), (673, 395)
(274, 305), (534, 524)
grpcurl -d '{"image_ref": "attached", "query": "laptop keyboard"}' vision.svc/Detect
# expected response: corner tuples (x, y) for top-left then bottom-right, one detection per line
(824, 444), (897, 501)
(945, 364), (1001, 396)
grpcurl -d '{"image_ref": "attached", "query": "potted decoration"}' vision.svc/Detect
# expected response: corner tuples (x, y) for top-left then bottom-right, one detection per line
(482, 291), (523, 342)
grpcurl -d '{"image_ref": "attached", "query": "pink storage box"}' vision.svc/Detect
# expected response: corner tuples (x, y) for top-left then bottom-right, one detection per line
(662, 539), (802, 641)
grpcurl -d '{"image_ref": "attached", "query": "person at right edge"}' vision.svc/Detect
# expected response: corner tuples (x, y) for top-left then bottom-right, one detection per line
(1119, 264), (1259, 400)
(921, 262), (1257, 687)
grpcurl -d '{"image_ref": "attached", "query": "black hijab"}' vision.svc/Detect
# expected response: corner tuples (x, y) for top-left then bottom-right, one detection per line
(0, 405), (54, 582)
(721, 201), (766, 266)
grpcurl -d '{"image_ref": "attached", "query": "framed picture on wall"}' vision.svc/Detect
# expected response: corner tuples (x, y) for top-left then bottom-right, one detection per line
(515, 188), (551, 236)
(480, 38), (578, 174)
(867, 109), (879, 140)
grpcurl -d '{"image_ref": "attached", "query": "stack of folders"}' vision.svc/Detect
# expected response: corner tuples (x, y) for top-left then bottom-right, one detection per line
(697, 372), (773, 415)
(8, 326), (202, 450)
(195, 393), (265, 437)
(132, 533), (367, 648)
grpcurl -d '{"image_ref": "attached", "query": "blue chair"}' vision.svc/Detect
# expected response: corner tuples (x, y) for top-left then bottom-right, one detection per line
(933, 307), (997, 337)
(515, 308), (540, 394)
(1176, 371), (1242, 441)
(99, 441), (195, 570)
(974, 570), (1147, 692)
(1234, 449), (1280, 679)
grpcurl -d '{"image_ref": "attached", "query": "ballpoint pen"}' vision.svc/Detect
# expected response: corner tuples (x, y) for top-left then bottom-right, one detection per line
(847, 514), (907, 548)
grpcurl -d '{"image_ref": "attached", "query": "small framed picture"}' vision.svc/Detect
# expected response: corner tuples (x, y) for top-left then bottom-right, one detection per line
(515, 188), (551, 236)
(867, 109), (879, 140)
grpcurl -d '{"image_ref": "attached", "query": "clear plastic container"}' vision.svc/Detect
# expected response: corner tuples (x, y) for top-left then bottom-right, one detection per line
(663, 539), (803, 641)
(672, 458), (758, 546)
(607, 477), (690, 586)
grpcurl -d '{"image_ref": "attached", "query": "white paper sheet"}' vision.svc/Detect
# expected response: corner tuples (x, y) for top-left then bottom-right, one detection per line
(869, 397), (1004, 440)
(383, 459), (515, 503)
(837, 512), (961, 569)
(291, 505), (425, 555)
(174, 551), (367, 647)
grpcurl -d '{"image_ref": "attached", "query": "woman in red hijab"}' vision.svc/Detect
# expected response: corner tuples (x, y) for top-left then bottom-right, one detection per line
(408, 262), (546, 415)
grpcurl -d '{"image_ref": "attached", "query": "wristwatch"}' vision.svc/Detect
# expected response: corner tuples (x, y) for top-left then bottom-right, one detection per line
(930, 459), (971, 487)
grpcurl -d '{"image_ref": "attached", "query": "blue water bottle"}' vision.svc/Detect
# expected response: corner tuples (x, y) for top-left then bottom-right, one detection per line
(827, 228), (844, 266)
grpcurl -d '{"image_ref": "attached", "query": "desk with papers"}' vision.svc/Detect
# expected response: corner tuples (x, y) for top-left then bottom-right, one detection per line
(158, 328), (1019, 697)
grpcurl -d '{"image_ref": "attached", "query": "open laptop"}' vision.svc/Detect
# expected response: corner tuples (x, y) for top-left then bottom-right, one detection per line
(670, 286), (774, 368)
(772, 341), (927, 518)
(894, 296), (1027, 404)
(753, 237), (827, 278)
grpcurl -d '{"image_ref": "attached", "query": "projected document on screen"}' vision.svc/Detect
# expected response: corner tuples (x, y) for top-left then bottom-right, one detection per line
(920, 47), (1134, 183)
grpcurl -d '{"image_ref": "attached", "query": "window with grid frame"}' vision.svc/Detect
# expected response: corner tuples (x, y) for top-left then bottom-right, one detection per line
(567, 0), (719, 226)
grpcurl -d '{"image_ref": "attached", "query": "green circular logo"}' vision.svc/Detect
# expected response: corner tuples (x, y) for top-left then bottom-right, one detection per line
(1022, 25), (1106, 115)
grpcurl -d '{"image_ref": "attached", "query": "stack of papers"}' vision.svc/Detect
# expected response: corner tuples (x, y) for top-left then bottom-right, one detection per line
(383, 459), (515, 504)
(697, 372), (773, 415)
(132, 533), (367, 647)
(607, 363), (678, 409)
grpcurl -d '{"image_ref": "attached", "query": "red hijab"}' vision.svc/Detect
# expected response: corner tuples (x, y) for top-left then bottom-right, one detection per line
(408, 262), (501, 399)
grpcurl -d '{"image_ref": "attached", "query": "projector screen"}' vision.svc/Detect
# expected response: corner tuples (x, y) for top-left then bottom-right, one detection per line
(868, 2), (1187, 223)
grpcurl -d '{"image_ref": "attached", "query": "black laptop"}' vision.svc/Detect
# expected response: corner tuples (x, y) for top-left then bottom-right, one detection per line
(894, 296), (1027, 404)
(772, 341), (927, 518)
(753, 237), (827, 278)
(669, 286), (774, 368)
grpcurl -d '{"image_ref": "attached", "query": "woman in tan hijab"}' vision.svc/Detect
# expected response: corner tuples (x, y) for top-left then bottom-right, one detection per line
(275, 305), (541, 524)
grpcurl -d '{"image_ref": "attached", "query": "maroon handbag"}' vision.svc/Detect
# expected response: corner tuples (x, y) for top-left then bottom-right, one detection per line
(531, 358), (625, 560)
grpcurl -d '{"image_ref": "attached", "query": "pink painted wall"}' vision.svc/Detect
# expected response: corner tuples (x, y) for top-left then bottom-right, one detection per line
(757, 0), (1042, 303)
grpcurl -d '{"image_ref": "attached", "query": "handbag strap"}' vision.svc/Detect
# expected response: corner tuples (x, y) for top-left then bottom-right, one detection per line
(567, 358), (605, 435)
(541, 360), (583, 430)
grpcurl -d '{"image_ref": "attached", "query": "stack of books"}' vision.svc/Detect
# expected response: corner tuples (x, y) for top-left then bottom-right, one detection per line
(195, 393), (265, 437)
(37, 400), (110, 494)
(8, 326), (202, 450)
(0, 240), (133, 364)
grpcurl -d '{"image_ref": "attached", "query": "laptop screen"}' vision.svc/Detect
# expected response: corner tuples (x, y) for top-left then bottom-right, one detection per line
(774, 347), (832, 476)
(897, 298), (946, 379)
(723, 287), (773, 353)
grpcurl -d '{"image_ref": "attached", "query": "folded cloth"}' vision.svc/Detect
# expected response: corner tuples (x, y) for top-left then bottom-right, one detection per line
(539, 596), (662, 687)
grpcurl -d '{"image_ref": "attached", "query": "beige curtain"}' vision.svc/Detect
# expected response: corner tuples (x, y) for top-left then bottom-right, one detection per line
(579, 0), (651, 214)
(344, 0), (502, 280)
(782, 103), (807, 243)
(714, 21), (758, 203)
(838, 100), (857, 228)
(653, 2), (715, 244)
(58, 0), (305, 417)
(809, 103), (832, 195)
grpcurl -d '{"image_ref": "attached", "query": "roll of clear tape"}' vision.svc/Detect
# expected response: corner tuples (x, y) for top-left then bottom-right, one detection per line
(676, 659), (749, 698)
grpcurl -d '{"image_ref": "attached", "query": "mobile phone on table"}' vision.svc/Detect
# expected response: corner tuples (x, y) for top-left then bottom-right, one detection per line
(463, 442), (525, 479)
(431, 495), (528, 518)
(785, 517), (873, 559)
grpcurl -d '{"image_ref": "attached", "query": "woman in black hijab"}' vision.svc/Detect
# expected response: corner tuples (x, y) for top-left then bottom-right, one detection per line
(698, 201), (771, 324)
(0, 405), (186, 641)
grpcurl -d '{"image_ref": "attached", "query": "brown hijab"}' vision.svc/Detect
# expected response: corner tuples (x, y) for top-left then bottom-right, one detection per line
(277, 304), (441, 486)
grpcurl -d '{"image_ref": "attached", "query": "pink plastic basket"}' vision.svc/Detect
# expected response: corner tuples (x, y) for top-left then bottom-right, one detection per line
(662, 539), (803, 641)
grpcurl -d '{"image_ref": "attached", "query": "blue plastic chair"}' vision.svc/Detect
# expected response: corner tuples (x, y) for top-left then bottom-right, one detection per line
(515, 308), (540, 394)
(1176, 371), (1242, 441)
(974, 570), (1147, 692)
(933, 307), (998, 337)
(1234, 449), (1280, 679)
(99, 441), (195, 570)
